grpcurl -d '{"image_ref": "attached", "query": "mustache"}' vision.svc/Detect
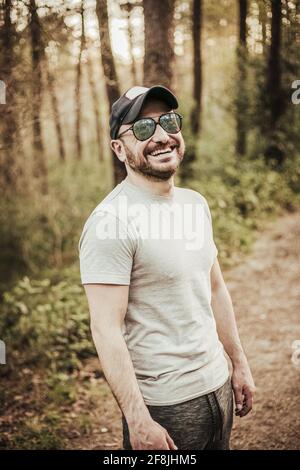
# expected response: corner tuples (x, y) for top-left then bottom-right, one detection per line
(144, 143), (180, 157)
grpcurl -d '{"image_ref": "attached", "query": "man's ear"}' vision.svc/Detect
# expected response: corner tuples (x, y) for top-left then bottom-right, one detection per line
(110, 139), (127, 163)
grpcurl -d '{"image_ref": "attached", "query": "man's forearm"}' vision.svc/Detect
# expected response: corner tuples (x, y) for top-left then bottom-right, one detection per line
(211, 283), (246, 366)
(91, 327), (151, 426)
(211, 280), (256, 416)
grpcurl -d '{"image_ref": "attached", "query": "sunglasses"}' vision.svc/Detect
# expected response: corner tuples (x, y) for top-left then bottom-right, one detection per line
(118, 112), (183, 141)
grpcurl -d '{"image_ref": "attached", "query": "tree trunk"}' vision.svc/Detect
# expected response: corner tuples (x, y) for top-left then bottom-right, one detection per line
(264, 0), (285, 167)
(46, 59), (66, 162)
(96, 0), (126, 184)
(29, 0), (47, 191)
(143, 0), (175, 89)
(268, 0), (283, 128)
(127, 8), (138, 85)
(120, 2), (139, 85)
(75, 0), (85, 160)
(86, 42), (104, 162)
(190, 0), (202, 136)
(258, 0), (267, 54)
(236, 0), (248, 157)
(0, 0), (17, 190)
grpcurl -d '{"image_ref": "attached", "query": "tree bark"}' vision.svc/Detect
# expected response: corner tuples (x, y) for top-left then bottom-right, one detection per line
(86, 42), (104, 162)
(190, 0), (202, 136)
(0, 0), (17, 190)
(258, 0), (267, 54)
(75, 0), (85, 160)
(120, 2), (139, 86)
(29, 0), (47, 191)
(46, 59), (66, 162)
(96, 0), (126, 184)
(264, 0), (285, 167)
(268, 0), (283, 128)
(127, 7), (138, 85)
(236, 0), (248, 157)
(143, 0), (175, 89)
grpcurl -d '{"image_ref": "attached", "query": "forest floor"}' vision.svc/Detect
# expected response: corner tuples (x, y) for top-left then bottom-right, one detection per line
(1, 210), (300, 450)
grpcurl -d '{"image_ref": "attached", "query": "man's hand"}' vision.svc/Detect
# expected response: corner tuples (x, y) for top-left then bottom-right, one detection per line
(231, 357), (256, 418)
(129, 418), (178, 450)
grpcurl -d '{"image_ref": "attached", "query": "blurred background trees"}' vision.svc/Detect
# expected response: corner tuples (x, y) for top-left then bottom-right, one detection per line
(143, 0), (175, 88)
(0, 0), (299, 285)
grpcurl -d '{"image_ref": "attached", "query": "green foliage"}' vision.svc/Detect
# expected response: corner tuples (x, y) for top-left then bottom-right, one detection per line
(8, 422), (64, 450)
(46, 373), (77, 405)
(179, 127), (300, 262)
(0, 159), (110, 291)
(0, 276), (95, 373)
(246, 21), (300, 167)
(75, 414), (93, 436)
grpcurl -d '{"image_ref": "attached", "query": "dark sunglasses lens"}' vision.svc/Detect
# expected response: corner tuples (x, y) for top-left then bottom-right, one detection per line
(160, 113), (182, 134)
(133, 119), (155, 141)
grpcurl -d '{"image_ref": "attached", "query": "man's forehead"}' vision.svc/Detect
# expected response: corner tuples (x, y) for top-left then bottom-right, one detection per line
(138, 98), (172, 118)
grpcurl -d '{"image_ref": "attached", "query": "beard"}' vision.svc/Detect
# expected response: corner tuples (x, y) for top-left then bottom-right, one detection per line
(122, 141), (184, 181)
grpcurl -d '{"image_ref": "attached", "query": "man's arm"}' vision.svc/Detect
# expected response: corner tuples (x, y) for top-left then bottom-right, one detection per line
(84, 283), (177, 449)
(210, 258), (256, 417)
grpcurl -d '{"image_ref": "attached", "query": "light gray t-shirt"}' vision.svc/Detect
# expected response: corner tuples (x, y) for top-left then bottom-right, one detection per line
(78, 177), (229, 405)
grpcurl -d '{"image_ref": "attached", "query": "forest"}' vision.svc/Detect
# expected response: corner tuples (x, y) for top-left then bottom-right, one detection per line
(0, 0), (300, 450)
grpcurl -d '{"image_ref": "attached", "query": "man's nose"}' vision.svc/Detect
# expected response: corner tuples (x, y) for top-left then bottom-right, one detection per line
(152, 123), (169, 143)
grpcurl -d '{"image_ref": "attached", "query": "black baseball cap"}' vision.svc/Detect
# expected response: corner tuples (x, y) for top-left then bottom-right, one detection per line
(109, 85), (179, 139)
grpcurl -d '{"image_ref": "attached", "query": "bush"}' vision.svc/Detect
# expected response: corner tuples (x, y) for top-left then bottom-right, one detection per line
(8, 423), (64, 450)
(0, 159), (110, 291)
(0, 275), (95, 373)
(186, 154), (299, 262)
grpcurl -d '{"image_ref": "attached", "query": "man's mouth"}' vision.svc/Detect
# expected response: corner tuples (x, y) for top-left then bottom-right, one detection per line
(148, 145), (177, 157)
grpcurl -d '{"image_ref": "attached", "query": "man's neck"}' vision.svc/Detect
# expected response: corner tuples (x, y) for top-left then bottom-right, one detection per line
(126, 173), (175, 197)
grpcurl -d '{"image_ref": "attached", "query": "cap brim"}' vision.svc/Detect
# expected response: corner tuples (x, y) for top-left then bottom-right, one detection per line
(122, 86), (178, 124)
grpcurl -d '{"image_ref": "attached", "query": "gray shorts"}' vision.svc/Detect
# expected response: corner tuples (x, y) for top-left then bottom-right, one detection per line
(122, 377), (233, 450)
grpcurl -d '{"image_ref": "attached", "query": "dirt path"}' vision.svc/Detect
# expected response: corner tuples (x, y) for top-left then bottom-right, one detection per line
(71, 211), (300, 450)
(229, 211), (300, 449)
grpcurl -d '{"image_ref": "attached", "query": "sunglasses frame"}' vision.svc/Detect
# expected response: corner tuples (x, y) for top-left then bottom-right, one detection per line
(118, 112), (183, 141)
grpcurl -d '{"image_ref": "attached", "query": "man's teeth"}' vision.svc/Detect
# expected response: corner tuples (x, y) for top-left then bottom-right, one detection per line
(150, 147), (175, 156)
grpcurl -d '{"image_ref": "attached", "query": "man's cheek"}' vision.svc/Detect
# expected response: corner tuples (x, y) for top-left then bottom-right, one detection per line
(178, 144), (185, 160)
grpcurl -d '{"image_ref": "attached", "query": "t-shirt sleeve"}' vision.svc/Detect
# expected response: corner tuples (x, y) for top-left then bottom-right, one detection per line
(200, 195), (219, 259)
(78, 211), (136, 285)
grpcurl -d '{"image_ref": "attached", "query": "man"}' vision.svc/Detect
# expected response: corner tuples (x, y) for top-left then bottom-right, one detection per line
(78, 85), (255, 450)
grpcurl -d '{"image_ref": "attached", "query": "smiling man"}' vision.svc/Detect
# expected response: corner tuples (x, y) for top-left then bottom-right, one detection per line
(78, 85), (255, 450)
